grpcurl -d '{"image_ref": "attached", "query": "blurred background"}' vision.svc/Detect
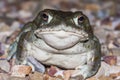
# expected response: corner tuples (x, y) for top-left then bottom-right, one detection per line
(0, 0), (120, 79)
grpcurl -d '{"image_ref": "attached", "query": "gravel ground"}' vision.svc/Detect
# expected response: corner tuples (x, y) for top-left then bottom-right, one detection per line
(0, 0), (120, 80)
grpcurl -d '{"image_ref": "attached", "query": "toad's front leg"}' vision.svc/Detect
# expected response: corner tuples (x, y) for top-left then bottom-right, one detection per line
(71, 50), (101, 79)
(26, 56), (45, 73)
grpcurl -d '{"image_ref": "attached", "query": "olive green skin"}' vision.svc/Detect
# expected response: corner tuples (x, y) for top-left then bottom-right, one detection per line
(7, 9), (101, 79)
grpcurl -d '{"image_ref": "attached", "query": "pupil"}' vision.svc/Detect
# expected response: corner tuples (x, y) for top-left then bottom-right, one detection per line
(78, 16), (84, 21)
(42, 13), (48, 20)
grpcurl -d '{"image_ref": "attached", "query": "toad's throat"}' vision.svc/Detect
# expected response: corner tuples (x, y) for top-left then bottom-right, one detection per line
(35, 30), (89, 50)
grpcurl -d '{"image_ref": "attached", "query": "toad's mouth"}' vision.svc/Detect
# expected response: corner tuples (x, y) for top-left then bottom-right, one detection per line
(34, 29), (89, 50)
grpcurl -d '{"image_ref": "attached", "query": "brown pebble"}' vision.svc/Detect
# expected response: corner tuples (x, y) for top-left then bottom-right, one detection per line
(11, 65), (32, 77)
(29, 71), (44, 80)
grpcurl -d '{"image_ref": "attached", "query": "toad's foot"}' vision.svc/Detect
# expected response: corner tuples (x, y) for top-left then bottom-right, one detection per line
(63, 70), (84, 80)
(71, 65), (93, 79)
(26, 56), (45, 73)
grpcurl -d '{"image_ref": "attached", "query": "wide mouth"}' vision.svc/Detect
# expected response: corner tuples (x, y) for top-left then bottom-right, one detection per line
(34, 29), (89, 39)
(34, 29), (89, 50)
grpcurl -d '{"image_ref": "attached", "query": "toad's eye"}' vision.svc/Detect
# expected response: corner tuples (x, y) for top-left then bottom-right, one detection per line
(41, 12), (53, 23)
(73, 16), (84, 25)
(78, 16), (84, 23)
(42, 13), (48, 21)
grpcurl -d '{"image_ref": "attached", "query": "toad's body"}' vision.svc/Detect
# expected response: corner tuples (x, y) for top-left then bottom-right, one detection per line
(7, 9), (101, 79)
(24, 37), (97, 69)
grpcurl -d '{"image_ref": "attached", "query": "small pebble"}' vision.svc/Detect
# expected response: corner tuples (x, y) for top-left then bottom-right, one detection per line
(103, 56), (117, 65)
(0, 60), (10, 72)
(0, 42), (5, 57)
(47, 66), (57, 77)
(11, 65), (32, 77)
(29, 71), (44, 80)
(0, 73), (10, 80)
